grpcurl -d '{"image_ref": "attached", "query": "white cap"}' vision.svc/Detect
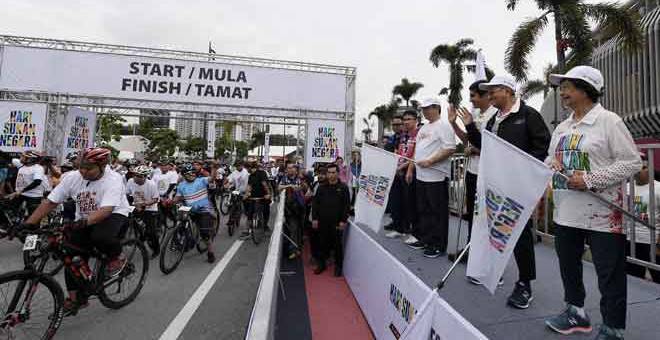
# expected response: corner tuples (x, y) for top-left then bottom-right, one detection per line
(478, 75), (517, 92)
(549, 65), (604, 92)
(419, 97), (443, 108)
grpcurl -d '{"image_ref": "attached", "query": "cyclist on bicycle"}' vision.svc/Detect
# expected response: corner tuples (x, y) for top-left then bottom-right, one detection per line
(127, 165), (161, 258)
(23, 147), (131, 315)
(153, 160), (179, 225)
(7, 150), (46, 217)
(225, 161), (249, 194)
(244, 160), (272, 237)
(164, 163), (216, 263)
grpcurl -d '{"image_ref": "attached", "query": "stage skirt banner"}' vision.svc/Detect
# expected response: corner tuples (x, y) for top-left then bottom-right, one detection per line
(62, 107), (96, 157)
(354, 144), (398, 233)
(0, 100), (48, 153)
(466, 130), (553, 294)
(0, 45), (347, 112)
(304, 119), (345, 166)
(344, 222), (487, 339)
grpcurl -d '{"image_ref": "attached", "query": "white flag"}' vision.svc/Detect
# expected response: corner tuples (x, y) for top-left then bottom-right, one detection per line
(475, 49), (487, 81)
(466, 130), (552, 294)
(354, 144), (398, 232)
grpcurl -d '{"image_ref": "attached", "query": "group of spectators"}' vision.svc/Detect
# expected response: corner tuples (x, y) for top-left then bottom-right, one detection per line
(375, 66), (659, 340)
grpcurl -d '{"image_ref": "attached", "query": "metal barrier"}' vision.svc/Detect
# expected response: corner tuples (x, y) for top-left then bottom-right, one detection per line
(532, 145), (660, 273)
(245, 191), (286, 340)
(449, 155), (467, 215)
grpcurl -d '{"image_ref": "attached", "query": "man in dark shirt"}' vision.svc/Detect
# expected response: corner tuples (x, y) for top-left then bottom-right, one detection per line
(311, 163), (350, 276)
(245, 161), (272, 235)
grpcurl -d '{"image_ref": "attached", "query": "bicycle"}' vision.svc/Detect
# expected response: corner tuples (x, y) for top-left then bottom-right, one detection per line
(245, 197), (267, 245)
(218, 188), (231, 216)
(0, 199), (27, 240)
(225, 190), (243, 237)
(159, 206), (218, 275)
(0, 224), (149, 339)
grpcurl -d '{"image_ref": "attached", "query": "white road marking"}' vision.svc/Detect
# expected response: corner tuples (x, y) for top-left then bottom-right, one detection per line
(158, 240), (244, 340)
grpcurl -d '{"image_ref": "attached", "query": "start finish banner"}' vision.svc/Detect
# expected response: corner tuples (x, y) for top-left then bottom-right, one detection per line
(62, 107), (97, 157)
(0, 46), (348, 112)
(0, 100), (47, 153)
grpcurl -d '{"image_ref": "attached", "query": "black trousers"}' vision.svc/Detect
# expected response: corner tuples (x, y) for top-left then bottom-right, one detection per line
(313, 221), (343, 268)
(464, 171), (478, 241)
(514, 221), (536, 283)
(136, 211), (160, 253)
(64, 214), (126, 292)
(416, 179), (449, 252)
(625, 242), (660, 283)
(555, 225), (627, 329)
(16, 195), (42, 217)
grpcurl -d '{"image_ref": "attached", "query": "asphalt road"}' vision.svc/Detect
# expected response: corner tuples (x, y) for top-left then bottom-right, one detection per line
(0, 209), (273, 340)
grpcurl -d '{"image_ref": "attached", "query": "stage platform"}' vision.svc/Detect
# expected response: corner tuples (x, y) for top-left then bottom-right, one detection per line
(361, 217), (660, 340)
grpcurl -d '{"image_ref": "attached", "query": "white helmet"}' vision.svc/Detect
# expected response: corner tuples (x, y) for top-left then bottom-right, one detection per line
(134, 165), (152, 177)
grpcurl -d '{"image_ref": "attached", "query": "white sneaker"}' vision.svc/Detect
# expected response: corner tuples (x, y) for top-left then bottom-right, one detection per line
(385, 231), (403, 238)
(467, 276), (504, 286)
(403, 235), (418, 245)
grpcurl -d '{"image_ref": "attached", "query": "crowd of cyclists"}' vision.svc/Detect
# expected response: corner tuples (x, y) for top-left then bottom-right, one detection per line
(0, 147), (352, 330)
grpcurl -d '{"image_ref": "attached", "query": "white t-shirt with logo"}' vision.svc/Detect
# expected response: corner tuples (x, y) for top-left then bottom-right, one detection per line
(126, 178), (159, 212)
(153, 170), (179, 197)
(151, 167), (162, 179)
(467, 106), (498, 175)
(414, 115), (457, 182)
(16, 164), (48, 198)
(227, 168), (249, 193)
(48, 169), (131, 221)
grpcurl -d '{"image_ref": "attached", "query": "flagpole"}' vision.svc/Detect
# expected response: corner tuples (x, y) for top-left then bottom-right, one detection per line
(436, 243), (471, 291)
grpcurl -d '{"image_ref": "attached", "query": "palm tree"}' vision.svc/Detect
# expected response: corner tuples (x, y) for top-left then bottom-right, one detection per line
(361, 117), (373, 143)
(392, 78), (424, 107)
(505, 0), (643, 81)
(430, 38), (478, 107)
(368, 101), (399, 141)
(520, 63), (555, 100)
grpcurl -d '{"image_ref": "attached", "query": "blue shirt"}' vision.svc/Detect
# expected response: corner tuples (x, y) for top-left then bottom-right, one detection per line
(176, 177), (211, 213)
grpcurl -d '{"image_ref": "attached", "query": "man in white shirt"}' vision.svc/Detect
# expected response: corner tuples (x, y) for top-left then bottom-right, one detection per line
(225, 161), (250, 194)
(153, 162), (179, 225)
(127, 165), (161, 257)
(9, 150), (47, 216)
(407, 98), (456, 259)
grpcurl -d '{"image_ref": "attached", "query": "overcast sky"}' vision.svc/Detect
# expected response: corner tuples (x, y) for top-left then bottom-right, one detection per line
(2, 0), (609, 135)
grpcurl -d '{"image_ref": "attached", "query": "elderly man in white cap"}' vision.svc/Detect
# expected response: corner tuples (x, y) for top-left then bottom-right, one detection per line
(542, 66), (641, 340)
(458, 74), (551, 309)
(406, 97), (456, 258)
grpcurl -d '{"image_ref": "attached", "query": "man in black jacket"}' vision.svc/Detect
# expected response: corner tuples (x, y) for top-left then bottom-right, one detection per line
(312, 163), (351, 276)
(459, 74), (551, 310)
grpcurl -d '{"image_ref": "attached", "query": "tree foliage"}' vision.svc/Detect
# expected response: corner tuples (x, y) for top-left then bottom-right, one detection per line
(181, 137), (206, 158)
(147, 129), (180, 159)
(429, 38), (477, 107)
(96, 112), (126, 145)
(505, 0), (643, 81)
(392, 78), (424, 107)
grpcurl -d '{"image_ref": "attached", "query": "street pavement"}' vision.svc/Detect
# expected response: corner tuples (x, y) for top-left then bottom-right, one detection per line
(0, 210), (273, 340)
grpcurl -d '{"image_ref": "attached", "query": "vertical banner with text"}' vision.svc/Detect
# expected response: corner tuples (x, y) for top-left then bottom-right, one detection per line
(62, 107), (96, 157)
(206, 120), (216, 158)
(466, 131), (553, 293)
(0, 101), (48, 153)
(354, 144), (398, 232)
(305, 119), (345, 167)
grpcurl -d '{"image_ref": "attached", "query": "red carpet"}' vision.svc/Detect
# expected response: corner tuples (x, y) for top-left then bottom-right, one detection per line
(302, 245), (374, 340)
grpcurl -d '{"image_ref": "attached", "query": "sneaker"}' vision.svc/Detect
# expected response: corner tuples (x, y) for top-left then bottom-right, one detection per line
(62, 298), (89, 317)
(403, 235), (418, 245)
(105, 254), (127, 277)
(385, 231), (403, 238)
(423, 247), (445, 258)
(467, 276), (504, 286)
(507, 281), (533, 309)
(593, 325), (624, 340)
(545, 305), (592, 335)
(383, 223), (395, 231)
(207, 251), (216, 263)
(407, 241), (426, 250)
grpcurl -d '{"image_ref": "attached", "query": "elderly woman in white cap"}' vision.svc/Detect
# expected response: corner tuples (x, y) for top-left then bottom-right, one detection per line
(543, 66), (641, 340)
(460, 74), (551, 309)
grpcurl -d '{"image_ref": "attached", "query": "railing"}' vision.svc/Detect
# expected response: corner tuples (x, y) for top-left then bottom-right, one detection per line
(245, 191), (286, 340)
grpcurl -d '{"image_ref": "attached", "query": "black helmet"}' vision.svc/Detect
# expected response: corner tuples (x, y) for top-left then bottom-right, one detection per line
(181, 163), (195, 176)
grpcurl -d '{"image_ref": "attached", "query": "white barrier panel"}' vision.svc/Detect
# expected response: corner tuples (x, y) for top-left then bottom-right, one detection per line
(344, 222), (487, 340)
(245, 191), (286, 340)
(0, 100), (47, 153)
(62, 107), (96, 157)
(0, 46), (347, 112)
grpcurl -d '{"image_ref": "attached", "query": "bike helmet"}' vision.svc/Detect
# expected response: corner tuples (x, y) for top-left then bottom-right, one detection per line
(181, 163), (196, 176)
(134, 165), (152, 177)
(80, 148), (111, 166)
(65, 151), (79, 162)
(21, 150), (42, 163)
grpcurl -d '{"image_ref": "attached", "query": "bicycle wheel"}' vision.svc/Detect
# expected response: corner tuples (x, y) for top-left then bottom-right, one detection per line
(219, 194), (231, 215)
(251, 210), (265, 245)
(98, 239), (149, 309)
(159, 227), (186, 275)
(0, 270), (64, 340)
